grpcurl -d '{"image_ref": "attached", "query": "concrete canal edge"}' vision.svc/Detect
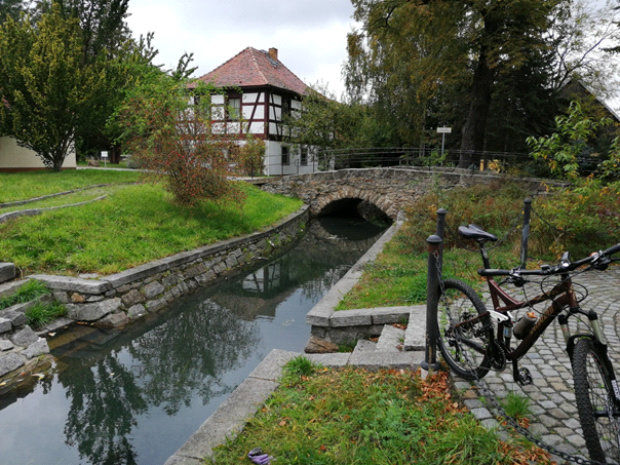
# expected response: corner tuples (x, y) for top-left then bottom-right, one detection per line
(164, 212), (427, 465)
(0, 206), (310, 380)
(306, 210), (425, 345)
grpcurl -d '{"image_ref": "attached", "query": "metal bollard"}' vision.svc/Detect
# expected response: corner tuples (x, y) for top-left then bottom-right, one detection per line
(520, 198), (532, 269)
(436, 208), (447, 274)
(422, 234), (442, 371)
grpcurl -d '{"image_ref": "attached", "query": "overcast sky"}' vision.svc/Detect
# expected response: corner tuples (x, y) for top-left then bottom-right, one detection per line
(126, 0), (357, 99)
(126, 0), (619, 112)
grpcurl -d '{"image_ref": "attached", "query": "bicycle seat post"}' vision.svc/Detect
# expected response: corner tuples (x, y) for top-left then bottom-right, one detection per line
(477, 239), (492, 269)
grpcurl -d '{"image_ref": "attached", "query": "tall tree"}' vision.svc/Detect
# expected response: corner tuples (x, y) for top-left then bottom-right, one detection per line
(346, 0), (561, 166)
(0, 3), (107, 169)
(33, 0), (132, 160)
(0, 0), (27, 22)
(345, 1), (467, 148)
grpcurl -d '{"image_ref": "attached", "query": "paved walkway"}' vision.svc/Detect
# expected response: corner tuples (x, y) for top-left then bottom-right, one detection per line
(454, 267), (620, 463)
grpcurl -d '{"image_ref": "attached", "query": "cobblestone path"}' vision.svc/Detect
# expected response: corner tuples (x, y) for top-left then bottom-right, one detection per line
(453, 267), (620, 463)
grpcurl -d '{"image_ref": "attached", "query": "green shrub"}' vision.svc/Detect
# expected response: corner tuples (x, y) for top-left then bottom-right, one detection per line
(530, 180), (620, 257)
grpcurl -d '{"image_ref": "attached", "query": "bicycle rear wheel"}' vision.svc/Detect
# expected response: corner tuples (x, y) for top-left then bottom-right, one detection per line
(573, 337), (620, 463)
(436, 279), (493, 381)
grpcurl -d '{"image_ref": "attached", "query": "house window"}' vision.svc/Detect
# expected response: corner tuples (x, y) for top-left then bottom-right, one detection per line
(300, 146), (308, 166)
(227, 97), (241, 120)
(282, 98), (291, 118)
(281, 146), (290, 166)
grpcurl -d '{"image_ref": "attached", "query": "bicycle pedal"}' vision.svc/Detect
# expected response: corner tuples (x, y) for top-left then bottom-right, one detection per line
(516, 368), (532, 386)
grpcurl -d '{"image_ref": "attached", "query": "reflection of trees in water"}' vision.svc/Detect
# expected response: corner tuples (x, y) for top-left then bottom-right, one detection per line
(60, 355), (146, 465)
(57, 301), (259, 465)
(208, 219), (385, 316)
(46, 217), (384, 465)
(128, 300), (259, 414)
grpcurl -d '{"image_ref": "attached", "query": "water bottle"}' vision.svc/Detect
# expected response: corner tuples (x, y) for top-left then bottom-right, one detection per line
(513, 311), (537, 339)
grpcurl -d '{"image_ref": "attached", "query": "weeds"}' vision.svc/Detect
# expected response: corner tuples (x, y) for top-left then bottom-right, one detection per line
(0, 280), (49, 311)
(500, 393), (531, 419)
(210, 368), (553, 465)
(25, 300), (66, 328)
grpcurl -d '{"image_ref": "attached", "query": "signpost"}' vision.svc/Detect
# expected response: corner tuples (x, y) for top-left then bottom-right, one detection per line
(436, 127), (452, 157)
(101, 151), (108, 168)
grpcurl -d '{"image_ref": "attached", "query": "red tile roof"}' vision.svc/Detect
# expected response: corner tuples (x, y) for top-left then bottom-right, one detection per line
(196, 47), (308, 96)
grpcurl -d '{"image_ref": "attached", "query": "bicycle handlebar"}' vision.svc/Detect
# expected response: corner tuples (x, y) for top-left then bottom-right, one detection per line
(478, 242), (620, 278)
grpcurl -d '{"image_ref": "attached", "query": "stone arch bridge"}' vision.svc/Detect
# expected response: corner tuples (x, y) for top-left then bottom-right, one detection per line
(257, 167), (548, 221)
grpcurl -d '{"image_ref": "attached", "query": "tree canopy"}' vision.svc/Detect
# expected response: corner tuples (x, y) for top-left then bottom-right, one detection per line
(343, 0), (618, 168)
(0, 3), (109, 170)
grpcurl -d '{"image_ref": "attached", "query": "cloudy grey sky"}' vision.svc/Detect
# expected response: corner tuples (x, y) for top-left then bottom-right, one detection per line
(126, 0), (619, 111)
(126, 0), (357, 98)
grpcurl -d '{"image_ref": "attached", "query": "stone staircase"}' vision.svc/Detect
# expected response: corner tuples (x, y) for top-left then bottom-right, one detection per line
(316, 309), (427, 371)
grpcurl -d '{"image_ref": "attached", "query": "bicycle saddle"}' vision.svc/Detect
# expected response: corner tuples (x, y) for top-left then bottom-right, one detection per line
(458, 224), (498, 242)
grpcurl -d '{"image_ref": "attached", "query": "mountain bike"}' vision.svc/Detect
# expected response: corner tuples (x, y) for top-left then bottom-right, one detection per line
(434, 223), (620, 463)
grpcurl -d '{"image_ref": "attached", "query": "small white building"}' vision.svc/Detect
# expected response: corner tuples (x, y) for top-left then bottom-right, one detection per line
(0, 136), (76, 172)
(196, 47), (316, 175)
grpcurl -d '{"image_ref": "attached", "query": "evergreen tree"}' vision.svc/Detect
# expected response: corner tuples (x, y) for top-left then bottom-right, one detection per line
(0, 4), (107, 169)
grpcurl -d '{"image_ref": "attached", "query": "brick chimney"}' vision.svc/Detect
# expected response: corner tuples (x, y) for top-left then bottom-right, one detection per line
(268, 47), (278, 61)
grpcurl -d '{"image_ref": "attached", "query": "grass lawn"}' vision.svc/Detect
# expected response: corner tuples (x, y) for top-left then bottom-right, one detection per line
(0, 171), (302, 275)
(210, 357), (552, 465)
(0, 169), (141, 204)
(337, 183), (528, 310)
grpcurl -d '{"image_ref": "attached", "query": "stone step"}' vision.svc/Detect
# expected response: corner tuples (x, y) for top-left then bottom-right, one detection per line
(0, 263), (16, 285)
(353, 338), (377, 353)
(404, 305), (426, 351)
(376, 324), (405, 352)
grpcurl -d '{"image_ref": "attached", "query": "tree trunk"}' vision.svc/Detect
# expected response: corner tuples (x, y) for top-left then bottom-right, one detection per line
(458, 11), (499, 169)
(458, 49), (492, 169)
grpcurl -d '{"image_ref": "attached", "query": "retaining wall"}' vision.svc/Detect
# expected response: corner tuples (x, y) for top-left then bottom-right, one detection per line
(32, 206), (309, 328)
(0, 206), (308, 382)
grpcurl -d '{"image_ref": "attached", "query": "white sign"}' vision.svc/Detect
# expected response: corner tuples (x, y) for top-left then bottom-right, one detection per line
(437, 127), (452, 134)
(101, 151), (108, 158)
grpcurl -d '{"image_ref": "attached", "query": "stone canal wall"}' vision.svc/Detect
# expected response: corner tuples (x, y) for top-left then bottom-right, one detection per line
(0, 206), (309, 378)
(35, 206), (309, 327)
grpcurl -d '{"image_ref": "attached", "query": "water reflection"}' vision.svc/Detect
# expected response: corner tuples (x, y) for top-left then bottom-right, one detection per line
(0, 217), (386, 465)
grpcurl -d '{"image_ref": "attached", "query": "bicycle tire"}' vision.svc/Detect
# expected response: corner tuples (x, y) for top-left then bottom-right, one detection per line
(436, 279), (493, 381)
(572, 337), (620, 463)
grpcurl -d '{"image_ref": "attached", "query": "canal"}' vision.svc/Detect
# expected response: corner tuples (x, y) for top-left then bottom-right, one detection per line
(0, 216), (386, 465)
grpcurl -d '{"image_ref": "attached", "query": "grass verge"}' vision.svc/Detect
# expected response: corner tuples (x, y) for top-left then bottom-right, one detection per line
(0, 169), (141, 203)
(210, 357), (553, 465)
(0, 181), (302, 275)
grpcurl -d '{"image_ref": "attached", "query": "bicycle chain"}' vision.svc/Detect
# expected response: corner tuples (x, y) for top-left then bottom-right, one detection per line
(433, 260), (609, 465)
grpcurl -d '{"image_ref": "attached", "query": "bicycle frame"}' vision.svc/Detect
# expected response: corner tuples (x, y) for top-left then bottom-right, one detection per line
(485, 274), (577, 360)
(476, 242), (613, 386)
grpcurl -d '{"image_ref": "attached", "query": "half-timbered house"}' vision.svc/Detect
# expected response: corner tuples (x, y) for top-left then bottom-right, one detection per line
(197, 47), (315, 175)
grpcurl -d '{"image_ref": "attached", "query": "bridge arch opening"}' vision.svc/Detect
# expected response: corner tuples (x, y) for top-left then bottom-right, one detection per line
(318, 197), (392, 226)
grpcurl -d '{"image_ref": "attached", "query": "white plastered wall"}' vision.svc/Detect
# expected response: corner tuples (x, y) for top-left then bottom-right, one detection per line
(263, 140), (316, 176)
(0, 136), (77, 170)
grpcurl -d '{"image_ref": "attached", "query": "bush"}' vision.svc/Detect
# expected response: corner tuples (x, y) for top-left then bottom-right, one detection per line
(530, 179), (620, 257)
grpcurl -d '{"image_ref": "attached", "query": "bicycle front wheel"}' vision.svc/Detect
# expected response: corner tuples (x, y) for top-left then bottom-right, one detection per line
(436, 279), (493, 381)
(573, 337), (620, 463)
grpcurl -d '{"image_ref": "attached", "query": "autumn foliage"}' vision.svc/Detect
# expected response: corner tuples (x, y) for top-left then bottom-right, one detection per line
(114, 67), (245, 206)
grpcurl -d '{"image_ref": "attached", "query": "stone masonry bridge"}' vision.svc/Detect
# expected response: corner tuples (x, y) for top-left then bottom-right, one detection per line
(258, 167), (549, 221)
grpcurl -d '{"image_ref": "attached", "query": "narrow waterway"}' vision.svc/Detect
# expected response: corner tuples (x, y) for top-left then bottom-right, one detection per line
(0, 217), (386, 465)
